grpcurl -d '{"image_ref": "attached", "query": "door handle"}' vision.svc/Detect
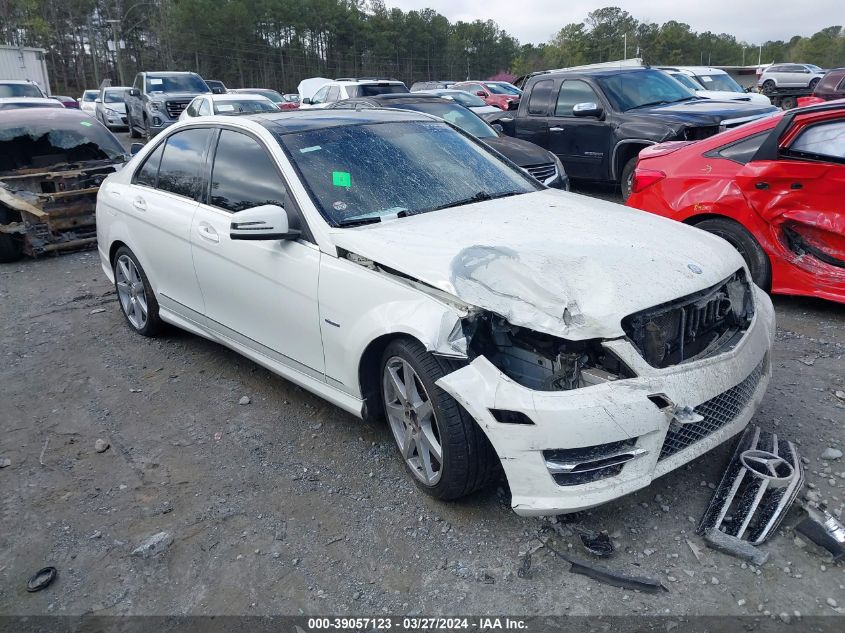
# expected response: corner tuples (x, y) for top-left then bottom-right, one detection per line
(132, 196), (146, 211)
(197, 223), (219, 243)
(549, 127), (564, 132)
(755, 182), (769, 190)
(790, 182), (803, 190)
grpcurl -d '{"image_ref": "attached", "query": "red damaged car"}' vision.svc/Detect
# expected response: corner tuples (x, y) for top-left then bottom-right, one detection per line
(627, 101), (845, 303)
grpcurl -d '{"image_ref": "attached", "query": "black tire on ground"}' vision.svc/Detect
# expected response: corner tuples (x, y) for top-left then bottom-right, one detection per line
(620, 156), (638, 202)
(762, 80), (776, 94)
(380, 338), (498, 500)
(0, 207), (24, 263)
(112, 246), (163, 337)
(694, 217), (772, 291)
(128, 112), (142, 139)
(809, 77), (820, 91)
(781, 96), (797, 110)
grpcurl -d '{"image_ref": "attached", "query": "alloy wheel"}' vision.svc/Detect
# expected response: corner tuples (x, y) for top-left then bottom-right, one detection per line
(382, 356), (443, 486)
(115, 254), (148, 330)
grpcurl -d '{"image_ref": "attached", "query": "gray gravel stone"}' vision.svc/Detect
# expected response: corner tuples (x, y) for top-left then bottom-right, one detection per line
(131, 531), (173, 558)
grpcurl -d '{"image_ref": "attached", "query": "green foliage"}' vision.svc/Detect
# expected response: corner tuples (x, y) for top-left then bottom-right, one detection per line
(1, 2), (843, 94)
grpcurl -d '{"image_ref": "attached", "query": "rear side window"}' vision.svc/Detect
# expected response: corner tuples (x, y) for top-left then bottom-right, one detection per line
(156, 128), (211, 198)
(326, 86), (340, 102)
(555, 80), (601, 117)
(209, 129), (289, 213)
(358, 84), (407, 96)
(133, 142), (165, 187)
(790, 120), (845, 161)
(711, 132), (769, 164)
(528, 80), (554, 115)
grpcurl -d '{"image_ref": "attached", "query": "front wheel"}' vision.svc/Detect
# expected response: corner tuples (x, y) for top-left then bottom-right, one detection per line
(620, 156), (638, 202)
(380, 338), (497, 500)
(761, 80), (776, 94)
(809, 77), (820, 91)
(113, 246), (163, 336)
(694, 217), (772, 291)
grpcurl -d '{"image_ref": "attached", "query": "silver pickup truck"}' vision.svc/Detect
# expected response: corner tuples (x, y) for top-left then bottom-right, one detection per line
(125, 72), (210, 139)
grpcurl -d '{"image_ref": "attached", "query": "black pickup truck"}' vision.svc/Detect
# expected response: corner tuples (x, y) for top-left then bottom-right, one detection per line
(493, 67), (778, 199)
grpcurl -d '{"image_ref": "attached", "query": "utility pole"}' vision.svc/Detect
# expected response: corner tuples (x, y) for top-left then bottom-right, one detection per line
(87, 15), (100, 86)
(623, 33), (627, 60)
(106, 19), (124, 85)
(758, 45), (762, 65)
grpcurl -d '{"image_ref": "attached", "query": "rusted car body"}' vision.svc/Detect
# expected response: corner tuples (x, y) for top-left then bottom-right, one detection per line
(0, 108), (126, 262)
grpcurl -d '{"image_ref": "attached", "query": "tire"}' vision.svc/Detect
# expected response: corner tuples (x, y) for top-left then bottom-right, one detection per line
(809, 77), (820, 91)
(112, 246), (163, 336)
(0, 207), (24, 263)
(781, 96), (797, 110)
(620, 156), (638, 202)
(761, 80), (776, 95)
(143, 116), (152, 140)
(694, 218), (772, 291)
(128, 112), (142, 139)
(380, 338), (498, 500)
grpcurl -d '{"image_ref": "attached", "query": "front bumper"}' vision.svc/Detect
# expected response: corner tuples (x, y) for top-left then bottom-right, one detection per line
(437, 286), (776, 516)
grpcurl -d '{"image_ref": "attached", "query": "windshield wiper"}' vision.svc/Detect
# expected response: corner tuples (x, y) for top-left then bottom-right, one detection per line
(431, 190), (521, 212)
(628, 100), (671, 110)
(336, 216), (382, 227)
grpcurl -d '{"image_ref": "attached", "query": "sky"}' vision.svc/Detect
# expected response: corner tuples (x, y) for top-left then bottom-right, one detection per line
(385, 0), (841, 45)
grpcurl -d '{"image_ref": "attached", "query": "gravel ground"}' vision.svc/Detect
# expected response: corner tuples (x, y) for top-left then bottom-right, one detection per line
(1, 137), (843, 618)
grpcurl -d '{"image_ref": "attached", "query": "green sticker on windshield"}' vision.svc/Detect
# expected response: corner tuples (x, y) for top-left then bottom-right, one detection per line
(332, 171), (351, 188)
(79, 121), (93, 127)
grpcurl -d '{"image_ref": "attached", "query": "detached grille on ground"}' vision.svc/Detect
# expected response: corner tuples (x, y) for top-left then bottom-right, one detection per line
(659, 355), (767, 461)
(165, 100), (191, 119)
(524, 162), (556, 183)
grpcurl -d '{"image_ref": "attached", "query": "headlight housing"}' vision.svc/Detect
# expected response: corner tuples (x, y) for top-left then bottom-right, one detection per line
(149, 100), (163, 112)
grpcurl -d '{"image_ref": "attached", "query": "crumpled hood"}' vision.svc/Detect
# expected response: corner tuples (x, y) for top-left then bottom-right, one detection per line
(328, 189), (746, 340)
(625, 99), (777, 127)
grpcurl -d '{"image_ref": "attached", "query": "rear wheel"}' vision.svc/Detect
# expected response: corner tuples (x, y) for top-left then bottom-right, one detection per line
(620, 156), (638, 202)
(380, 338), (497, 500)
(694, 217), (772, 290)
(809, 77), (820, 91)
(113, 246), (163, 336)
(761, 80), (776, 95)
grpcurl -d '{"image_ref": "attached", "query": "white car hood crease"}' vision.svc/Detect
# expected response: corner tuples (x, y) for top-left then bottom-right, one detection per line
(328, 190), (745, 340)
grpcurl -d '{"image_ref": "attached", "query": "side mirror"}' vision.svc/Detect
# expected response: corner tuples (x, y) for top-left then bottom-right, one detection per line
(491, 123), (504, 133)
(129, 88), (140, 97)
(211, 86), (225, 94)
(573, 102), (603, 118)
(130, 143), (144, 156)
(506, 100), (519, 111)
(475, 90), (486, 97)
(302, 97), (312, 105)
(95, 98), (102, 103)
(230, 204), (300, 241)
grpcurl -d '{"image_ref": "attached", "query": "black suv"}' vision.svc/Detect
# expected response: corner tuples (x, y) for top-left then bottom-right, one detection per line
(497, 67), (778, 198)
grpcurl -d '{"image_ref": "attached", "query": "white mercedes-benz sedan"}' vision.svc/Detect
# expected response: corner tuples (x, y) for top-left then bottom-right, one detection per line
(96, 109), (775, 516)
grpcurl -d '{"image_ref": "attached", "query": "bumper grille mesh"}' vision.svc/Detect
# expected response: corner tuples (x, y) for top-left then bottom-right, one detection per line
(525, 163), (556, 182)
(658, 356), (767, 461)
(165, 99), (190, 119)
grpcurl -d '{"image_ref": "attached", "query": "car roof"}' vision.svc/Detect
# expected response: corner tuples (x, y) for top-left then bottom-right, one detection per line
(0, 97), (61, 105)
(348, 94), (440, 103)
(208, 93), (270, 101)
(0, 79), (39, 84)
(246, 108), (433, 134)
(103, 86), (130, 91)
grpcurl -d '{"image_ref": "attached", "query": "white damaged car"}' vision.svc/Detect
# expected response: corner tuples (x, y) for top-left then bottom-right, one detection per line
(96, 109), (775, 516)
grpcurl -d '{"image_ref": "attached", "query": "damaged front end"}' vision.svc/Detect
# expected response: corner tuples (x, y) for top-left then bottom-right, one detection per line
(0, 111), (126, 260)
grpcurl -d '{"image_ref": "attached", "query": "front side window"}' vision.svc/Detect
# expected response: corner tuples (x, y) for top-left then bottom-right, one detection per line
(277, 120), (538, 226)
(198, 99), (212, 116)
(156, 128), (211, 198)
(209, 129), (289, 213)
(555, 80), (601, 117)
(326, 86), (340, 102)
(789, 120), (845, 161)
(185, 98), (200, 117)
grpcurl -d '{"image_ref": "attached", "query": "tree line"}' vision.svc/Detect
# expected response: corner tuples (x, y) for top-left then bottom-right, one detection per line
(0, 1), (842, 95)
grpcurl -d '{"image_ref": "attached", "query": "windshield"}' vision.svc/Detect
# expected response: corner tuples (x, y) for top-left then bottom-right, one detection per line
(443, 91), (487, 107)
(807, 65), (823, 72)
(146, 74), (208, 93)
(248, 89), (283, 103)
(356, 84), (408, 97)
(277, 120), (537, 226)
(669, 73), (703, 91)
(695, 73), (744, 93)
(104, 90), (124, 103)
(0, 116), (125, 170)
(82, 91), (98, 101)
(214, 99), (278, 114)
(392, 102), (497, 139)
(486, 83), (520, 95)
(284, 94), (300, 102)
(597, 70), (696, 111)
(0, 83), (43, 98)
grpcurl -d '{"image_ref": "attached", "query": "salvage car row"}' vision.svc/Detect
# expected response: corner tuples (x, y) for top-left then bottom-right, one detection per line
(0, 67), (842, 528)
